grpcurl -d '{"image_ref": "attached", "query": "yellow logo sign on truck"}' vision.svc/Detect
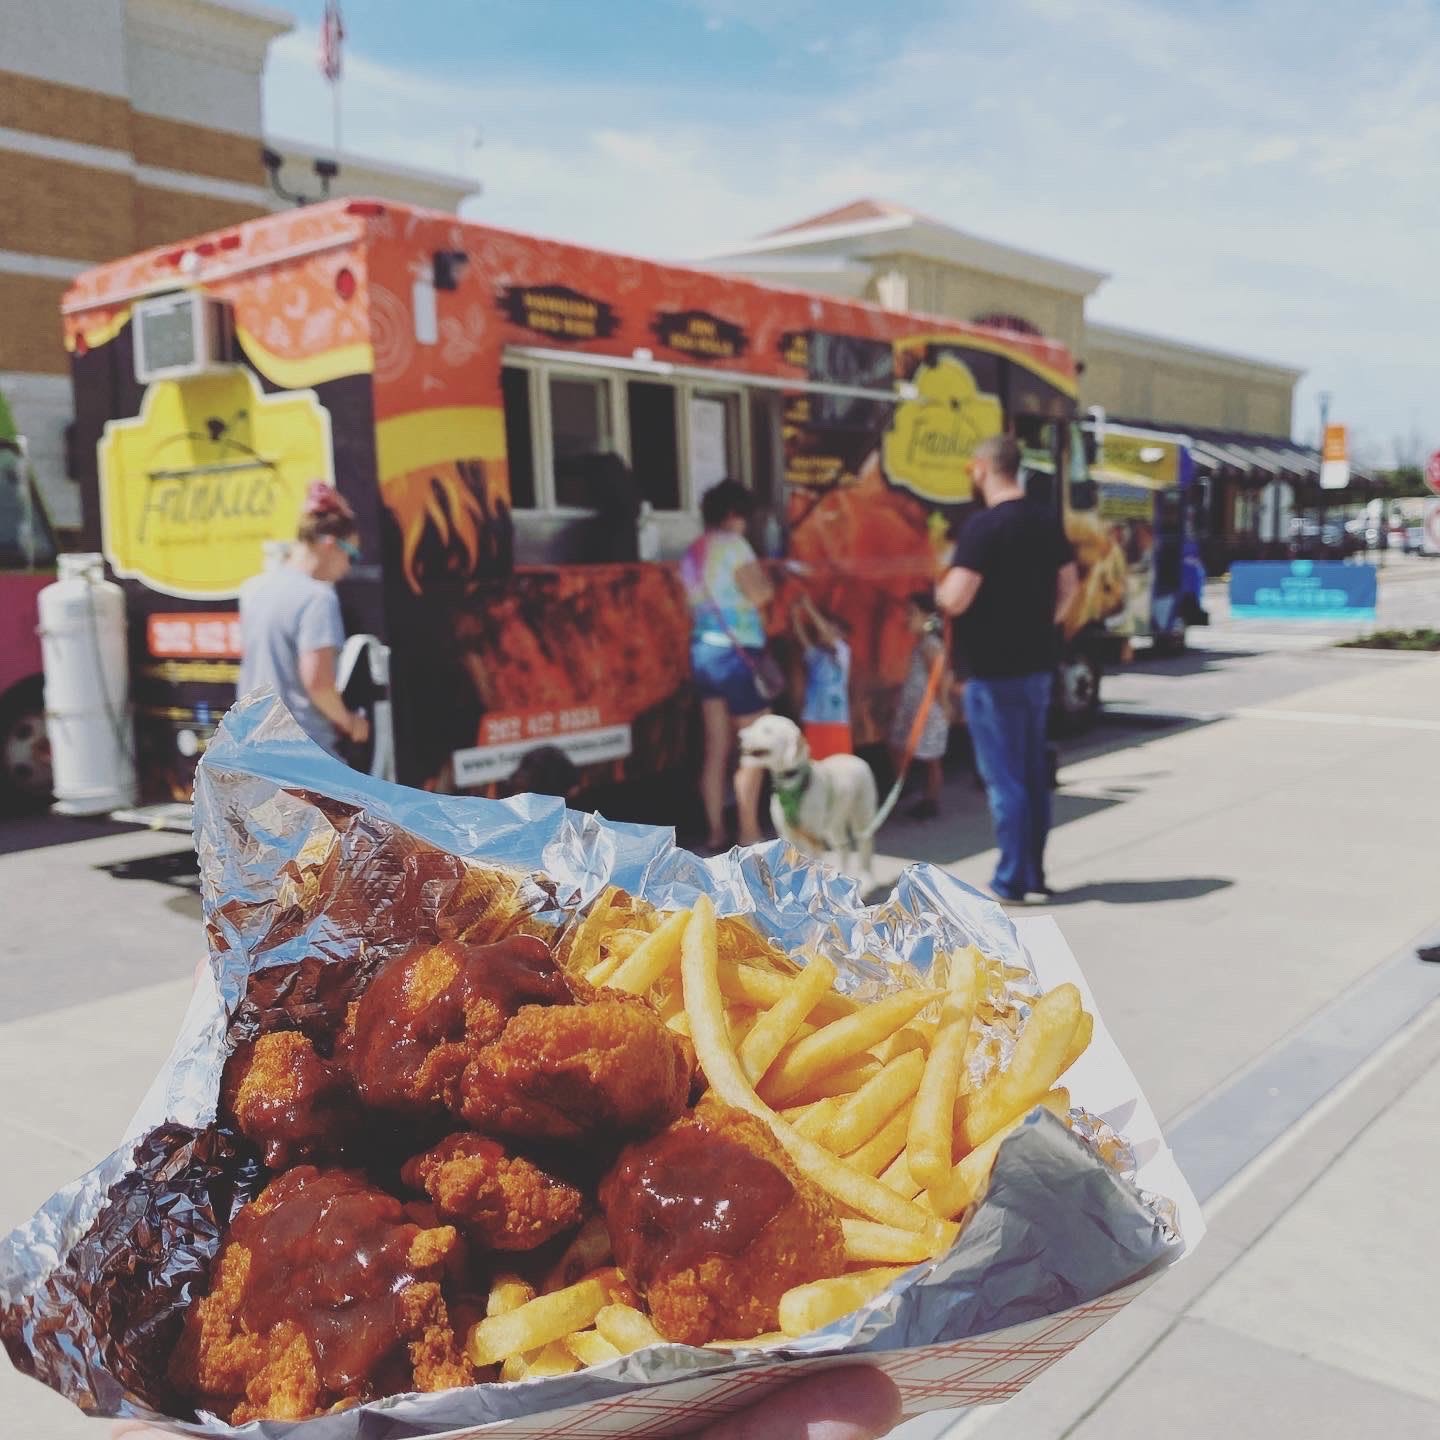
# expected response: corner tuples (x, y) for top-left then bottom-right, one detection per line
(98, 368), (333, 598)
(882, 356), (1003, 505)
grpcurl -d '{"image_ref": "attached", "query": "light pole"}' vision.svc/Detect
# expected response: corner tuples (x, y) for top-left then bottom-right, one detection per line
(1317, 389), (1331, 558)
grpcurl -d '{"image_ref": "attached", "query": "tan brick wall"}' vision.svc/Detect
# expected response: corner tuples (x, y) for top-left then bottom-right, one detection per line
(871, 255), (1087, 354)
(0, 69), (132, 152)
(133, 184), (266, 251)
(1082, 345), (1295, 435)
(130, 112), (265, 187)
(0, 150), (136, 260)
(0, 273), (69, 374)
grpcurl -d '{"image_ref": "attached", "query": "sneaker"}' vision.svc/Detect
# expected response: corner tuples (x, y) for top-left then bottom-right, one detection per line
(977, 881), (1033, 906)
(1024, 889), (1055, 905)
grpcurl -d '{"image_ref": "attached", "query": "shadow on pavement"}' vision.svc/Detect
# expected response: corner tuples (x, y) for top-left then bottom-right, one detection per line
(97, 848), (199, 890)
(1046, 876), (1234, 905)
(878, 791), (1120, 869)
(1122, 648), (1261, 676)
(0, 811), (133, 856)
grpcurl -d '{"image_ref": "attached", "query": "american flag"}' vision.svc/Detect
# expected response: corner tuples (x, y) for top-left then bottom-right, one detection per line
(319, 0), (344, 83)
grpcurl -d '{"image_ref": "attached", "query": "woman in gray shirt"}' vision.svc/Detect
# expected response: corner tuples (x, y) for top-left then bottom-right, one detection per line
(237, 483), (370, 755)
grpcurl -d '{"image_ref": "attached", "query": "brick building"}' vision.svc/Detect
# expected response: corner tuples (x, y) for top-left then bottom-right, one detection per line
(0, 0), (476, 532)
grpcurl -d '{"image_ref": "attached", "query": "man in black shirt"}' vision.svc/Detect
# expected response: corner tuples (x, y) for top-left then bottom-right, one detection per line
(936, 435), (1078, 902)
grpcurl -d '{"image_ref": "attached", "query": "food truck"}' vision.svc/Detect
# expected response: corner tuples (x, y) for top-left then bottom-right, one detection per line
(64, 199), (1120, 809)
(0, 392), (56, 808)
(1062, 422), (1206, 680)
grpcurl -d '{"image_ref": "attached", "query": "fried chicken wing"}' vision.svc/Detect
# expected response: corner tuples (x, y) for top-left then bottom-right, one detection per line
(401, 1132), (584, 1252)
(221, 1031), (359, 1168)
(170, 1167), (472, 1422)
(346, 935), (578, 1112)
(457, 989), (694, 1142)
(599, 1100), (845, 1345)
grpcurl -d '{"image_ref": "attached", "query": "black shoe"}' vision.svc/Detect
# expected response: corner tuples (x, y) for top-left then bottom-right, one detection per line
(907, 799), (940, 821)
(1418, 944), (1440, 964)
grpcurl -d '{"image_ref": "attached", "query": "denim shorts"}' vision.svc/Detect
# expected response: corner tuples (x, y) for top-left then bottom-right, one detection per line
(692, 639), (770, 716)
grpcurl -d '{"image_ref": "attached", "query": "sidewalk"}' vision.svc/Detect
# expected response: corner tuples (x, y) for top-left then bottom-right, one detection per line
(931, 964), (1440, 1440)
(3, 653), (1439, 1436)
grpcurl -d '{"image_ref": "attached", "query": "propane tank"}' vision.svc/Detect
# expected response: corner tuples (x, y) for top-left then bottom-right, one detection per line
(39, 553), (136, 814)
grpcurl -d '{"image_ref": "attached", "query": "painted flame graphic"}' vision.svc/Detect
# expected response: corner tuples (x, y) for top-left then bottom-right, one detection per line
(383, 459), (510, 592)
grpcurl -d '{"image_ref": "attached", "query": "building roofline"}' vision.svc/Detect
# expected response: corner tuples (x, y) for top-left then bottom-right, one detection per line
(1085, 320), (1305, 381)
(266, 135), (480, 196)
(130, 0), (294, 40)
(703, 209), (1109, 298)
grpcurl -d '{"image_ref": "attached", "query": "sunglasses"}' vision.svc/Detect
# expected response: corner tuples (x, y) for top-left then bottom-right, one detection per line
(338, 539), (362, 563)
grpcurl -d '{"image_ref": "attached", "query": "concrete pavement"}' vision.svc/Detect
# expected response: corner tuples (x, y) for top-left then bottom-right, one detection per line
(2, 619), (1438, 1435)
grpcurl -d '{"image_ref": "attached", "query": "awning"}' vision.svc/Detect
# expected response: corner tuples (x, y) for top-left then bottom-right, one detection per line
(1089, 465), (1176, 490)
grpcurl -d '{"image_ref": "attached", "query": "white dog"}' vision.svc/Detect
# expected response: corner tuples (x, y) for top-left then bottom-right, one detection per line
(738, 714), (878, 886)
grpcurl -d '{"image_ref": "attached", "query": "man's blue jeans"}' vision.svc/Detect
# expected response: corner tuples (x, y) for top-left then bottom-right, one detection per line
(963, 672), (1054, 898)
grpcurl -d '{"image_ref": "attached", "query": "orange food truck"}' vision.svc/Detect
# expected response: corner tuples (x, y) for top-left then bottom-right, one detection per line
(63, 199), (1093, 814)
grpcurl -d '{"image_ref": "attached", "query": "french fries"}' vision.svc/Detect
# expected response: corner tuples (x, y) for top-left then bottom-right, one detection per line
(759, 988), (944, 1106)
(841, 1218), (957, 1264)
(564, 1330), (622, 1367)
(717, 957), (859, 1025)
(842, 1104), (913, 1178)
(543, 1214), (611, 1293)
(927, 1088), (1071, 1220)
(467, 1274), (615, 1366)
(826, 1049), (926, 1155)
(738, 954), (839, 1083)
(486, 1274), (536, 1317)
(475, 895), (1096, 1373)
(595, 1303), (665, 1354)
(961, 984), (1084, 1150)
(907, 947), (981, 1187)
(777, 1266), (912, 1337)
(680, 898), (944, 1243)
(1061, 1009), (1094, 1078)
(604, 907), (690, 995)
(791, 1094), (845, 1143)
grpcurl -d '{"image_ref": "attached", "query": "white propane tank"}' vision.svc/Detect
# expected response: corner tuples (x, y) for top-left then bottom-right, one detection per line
(39, 553), (136, 814)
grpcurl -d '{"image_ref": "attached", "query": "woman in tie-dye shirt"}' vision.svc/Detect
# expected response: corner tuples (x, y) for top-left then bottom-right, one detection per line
(680, 480), (774, 851)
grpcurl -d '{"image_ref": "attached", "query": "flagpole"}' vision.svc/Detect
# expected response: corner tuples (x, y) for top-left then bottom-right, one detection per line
(331, 72), (342, 160)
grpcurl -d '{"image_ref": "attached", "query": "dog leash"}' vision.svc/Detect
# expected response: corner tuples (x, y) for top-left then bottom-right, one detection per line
(862, 621), (950, 838)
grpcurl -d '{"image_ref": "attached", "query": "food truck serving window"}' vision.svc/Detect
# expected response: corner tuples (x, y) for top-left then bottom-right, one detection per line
(501, 367), (537, 510)
(550, 375), (613, 508)
(627, 381), (681, 511)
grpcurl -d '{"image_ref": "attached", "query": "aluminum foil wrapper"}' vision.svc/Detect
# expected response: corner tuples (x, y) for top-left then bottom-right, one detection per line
(0, 693), (1184, 1436)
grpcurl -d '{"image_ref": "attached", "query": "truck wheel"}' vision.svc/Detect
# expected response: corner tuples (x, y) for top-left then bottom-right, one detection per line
(0, 677), (52, 811)
(1053, 652), (1102, 733)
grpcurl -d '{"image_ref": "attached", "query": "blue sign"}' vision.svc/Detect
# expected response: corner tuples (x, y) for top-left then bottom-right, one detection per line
(1230, 560), (1377, 620)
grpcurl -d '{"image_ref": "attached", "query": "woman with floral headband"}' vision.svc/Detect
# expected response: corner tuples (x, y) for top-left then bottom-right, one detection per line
(237, 481), (370, 755)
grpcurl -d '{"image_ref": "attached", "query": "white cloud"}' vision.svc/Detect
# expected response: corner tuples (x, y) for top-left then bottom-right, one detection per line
(1246, 136), (1301, 165)
(262, 4), (1440, 461)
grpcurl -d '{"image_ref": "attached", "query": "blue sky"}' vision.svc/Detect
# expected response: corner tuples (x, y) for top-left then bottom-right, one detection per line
(265, 0), (1440, 465)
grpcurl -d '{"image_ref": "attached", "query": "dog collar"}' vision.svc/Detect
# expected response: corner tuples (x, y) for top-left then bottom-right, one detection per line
(773, 761), (813, 831)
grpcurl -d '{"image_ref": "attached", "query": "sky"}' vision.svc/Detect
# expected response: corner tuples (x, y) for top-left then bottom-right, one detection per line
(264, 0), (1440, 466)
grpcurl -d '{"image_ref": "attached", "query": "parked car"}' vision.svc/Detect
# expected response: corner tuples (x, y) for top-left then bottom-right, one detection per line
(1287, 517), (1359, 559)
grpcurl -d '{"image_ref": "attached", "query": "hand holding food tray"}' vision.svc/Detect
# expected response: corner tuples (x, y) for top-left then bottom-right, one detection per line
(0, 693), (1201, 1437)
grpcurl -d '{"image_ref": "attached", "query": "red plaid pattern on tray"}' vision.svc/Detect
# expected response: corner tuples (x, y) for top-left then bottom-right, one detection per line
(425, 1273), (1156, 1438)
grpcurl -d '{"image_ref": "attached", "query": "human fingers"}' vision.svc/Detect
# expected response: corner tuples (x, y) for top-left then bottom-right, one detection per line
(693, 1364), (901, 1440)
